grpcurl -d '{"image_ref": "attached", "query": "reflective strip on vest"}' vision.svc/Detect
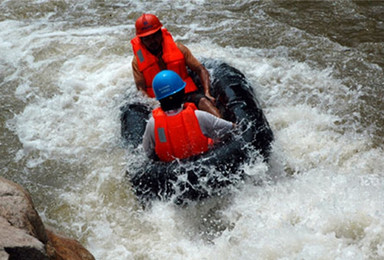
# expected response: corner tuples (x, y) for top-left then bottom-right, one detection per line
(153, 103), (210, 162)
(131, 28), (198, 98)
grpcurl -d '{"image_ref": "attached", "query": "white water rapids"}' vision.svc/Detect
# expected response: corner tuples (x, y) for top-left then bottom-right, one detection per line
(1, 1), (384, 259)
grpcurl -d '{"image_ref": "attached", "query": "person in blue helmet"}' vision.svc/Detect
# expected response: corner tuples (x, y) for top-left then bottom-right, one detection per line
(142, 70), (235, 162)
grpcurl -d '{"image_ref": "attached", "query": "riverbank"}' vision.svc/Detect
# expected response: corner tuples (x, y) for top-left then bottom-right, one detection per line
(0, 177), (94, 260)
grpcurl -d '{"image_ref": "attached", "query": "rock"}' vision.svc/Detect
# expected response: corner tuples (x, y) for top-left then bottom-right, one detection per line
(0, 177), (95, 260)
(46, 229), (95, 260)
(0, 177), (47, 243)
(0, 217), (48, 260)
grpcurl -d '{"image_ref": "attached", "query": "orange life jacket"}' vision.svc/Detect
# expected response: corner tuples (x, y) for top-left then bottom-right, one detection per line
(153, 103), (212, 162)
(131, 28), (198, 98)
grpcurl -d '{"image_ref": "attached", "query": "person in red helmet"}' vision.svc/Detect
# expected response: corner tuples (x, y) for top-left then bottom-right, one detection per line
(131, 13), (221, 118)
(143, 70), (234, 161)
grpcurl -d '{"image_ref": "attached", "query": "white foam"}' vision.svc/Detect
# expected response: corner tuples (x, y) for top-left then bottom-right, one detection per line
(2, 2), (384, 259)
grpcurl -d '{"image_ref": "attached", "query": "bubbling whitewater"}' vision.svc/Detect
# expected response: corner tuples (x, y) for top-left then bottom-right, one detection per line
(122, 59), (274, 205)
(1, 1), (384, 259)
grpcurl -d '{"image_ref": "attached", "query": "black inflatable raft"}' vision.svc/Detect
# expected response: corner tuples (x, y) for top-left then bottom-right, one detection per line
(121, 59), (274, 205)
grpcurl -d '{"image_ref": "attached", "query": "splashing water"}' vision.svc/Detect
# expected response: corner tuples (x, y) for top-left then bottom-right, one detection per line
(1, 1), (384, 259)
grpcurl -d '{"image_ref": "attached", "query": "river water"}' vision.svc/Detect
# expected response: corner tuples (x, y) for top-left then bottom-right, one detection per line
(1, 1), (384, 259)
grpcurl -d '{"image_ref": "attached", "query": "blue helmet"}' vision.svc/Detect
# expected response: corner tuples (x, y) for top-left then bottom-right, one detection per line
(152, 70), (186, 100)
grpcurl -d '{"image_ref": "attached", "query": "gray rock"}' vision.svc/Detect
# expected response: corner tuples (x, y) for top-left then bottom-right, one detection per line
(0, 177), (95, 260)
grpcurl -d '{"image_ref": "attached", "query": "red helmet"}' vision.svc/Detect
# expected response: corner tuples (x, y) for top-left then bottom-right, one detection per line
(135, 14), (163, 37)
